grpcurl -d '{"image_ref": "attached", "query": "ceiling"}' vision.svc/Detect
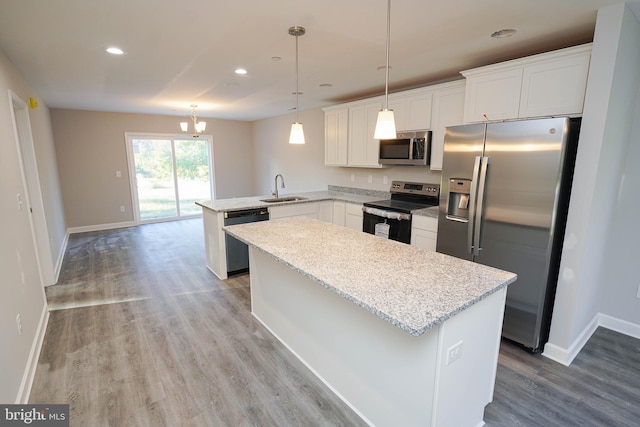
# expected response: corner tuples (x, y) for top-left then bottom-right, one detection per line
(0, 0), (629, 122)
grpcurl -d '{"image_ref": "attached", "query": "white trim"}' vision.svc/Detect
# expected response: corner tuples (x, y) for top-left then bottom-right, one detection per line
(543, 313), (640, 366)
(8, 90), (55, 286)
(50, 230), (70, 286)
(67, 221), (136, 235)
(123, 132), (214, 225)
(598, 314), (640, 340)
(16, 303), (49, 403)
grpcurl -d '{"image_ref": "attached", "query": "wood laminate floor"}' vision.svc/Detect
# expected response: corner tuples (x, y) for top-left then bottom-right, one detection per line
(30, 219), (640, 426)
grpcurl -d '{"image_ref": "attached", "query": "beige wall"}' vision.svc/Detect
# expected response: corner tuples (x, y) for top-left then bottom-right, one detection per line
(0, 48), (62, 402)
(252, 108), (330, 195)
(51, 110), (255, 228)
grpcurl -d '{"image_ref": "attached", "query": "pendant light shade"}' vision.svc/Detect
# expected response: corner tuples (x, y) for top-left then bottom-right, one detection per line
(289, 25), (305, 144)
(374, 109), (397, 140)
(374, 0), (397, 140)
(289, 122), (305, 144)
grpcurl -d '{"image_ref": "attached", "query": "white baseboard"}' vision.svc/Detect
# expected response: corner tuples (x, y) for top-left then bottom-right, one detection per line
(543, 313), (640, 366)
(16, 303), (49, 403)
(598, 313), (640, 340)
(67, 220), (136, 235)
(543, 314), (599, 366)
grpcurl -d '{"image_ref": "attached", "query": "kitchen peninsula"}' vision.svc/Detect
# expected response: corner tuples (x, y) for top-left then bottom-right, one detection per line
(225, 217), (517, 427)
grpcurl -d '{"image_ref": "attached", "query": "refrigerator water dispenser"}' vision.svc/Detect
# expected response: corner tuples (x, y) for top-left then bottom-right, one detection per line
(446, 179), (471, 221)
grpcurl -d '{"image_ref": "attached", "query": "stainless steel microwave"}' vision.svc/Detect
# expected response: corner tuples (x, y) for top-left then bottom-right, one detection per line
(378, 130), (431, 166)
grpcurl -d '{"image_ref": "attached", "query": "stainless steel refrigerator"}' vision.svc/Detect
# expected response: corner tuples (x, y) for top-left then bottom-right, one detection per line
(436, 117), (580, 352)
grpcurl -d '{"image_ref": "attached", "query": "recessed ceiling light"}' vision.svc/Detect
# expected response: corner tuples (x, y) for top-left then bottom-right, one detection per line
(106, 46), (125, 55)
(271, 56), (282, 61)
(376, 65), (392, 71)
(319, 83), (333, 88)
(235, 68), (248, 75)
(491, 29), (517, 39)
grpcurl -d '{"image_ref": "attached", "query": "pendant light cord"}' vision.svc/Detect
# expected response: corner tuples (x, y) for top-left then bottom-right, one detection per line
(295, 32), (300, 122)
(384, 0), (391, 110)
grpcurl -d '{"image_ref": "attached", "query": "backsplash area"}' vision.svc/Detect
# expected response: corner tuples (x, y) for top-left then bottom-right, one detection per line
(327, 185), (390, 198)
(326, 166), (442, 192)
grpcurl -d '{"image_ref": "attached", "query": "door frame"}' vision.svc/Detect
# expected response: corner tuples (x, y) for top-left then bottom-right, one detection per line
(124, 132), (214, 224)
(8, 90), (55, 286)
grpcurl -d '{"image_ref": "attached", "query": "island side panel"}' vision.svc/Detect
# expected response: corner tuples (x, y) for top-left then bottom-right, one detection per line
(202, 208), (228, 280)
(249, 248), (440, 427)
(431, 287), (507, 427)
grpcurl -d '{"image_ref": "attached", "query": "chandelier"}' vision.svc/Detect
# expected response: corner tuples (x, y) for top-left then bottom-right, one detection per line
(180, 104), (206, 138)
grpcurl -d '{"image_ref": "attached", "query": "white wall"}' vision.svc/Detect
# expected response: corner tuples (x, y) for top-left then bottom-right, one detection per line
(599, 40), (640, 324)
(547, 2), (640, 361)
(0, 48), (59, 403)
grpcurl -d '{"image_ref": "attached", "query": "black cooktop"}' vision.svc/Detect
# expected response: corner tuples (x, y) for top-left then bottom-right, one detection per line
(364, 180), (440, 213)
(364, 197), (438, 214)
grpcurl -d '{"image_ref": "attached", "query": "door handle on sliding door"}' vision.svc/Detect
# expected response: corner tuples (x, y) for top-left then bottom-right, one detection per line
(473, 156), (490, 257)
(467, 155), (482, 255)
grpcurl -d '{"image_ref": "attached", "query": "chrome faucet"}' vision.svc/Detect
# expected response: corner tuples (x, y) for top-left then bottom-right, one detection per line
(273, 174), (285, 198)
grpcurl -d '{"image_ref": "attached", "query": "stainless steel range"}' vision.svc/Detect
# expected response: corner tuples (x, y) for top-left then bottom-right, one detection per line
(363, 181), (439, 244)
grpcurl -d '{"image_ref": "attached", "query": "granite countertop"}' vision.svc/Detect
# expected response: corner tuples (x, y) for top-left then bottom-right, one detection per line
(196, 190), (383, 213)
(224, 217), (517, 336)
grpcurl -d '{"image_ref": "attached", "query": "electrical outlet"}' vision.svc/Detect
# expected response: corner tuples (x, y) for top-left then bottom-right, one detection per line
(16, 193), (23, 211)
(120, 205), (125, 213)
(16, 314), (22, 336)
(368, 175), (373, 183)
(116, 170), (122, 178)
(350, 174), (355, 182)
(446, 341), (463, 365)
(383, 176), (389, 185)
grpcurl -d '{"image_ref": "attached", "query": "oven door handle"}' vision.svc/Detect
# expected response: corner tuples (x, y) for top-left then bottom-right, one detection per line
(362, 206), (411, 221)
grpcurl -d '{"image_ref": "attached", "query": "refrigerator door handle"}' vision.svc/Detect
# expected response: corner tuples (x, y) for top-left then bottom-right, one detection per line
(474, 156), (491, 256)
(467, 155), (482, 254)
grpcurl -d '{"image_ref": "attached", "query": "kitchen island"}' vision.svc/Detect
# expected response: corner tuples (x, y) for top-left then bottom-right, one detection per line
(225, 217), (517, 427)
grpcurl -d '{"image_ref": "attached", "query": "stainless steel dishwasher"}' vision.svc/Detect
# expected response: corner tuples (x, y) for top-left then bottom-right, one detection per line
(224, 208), (270, 275)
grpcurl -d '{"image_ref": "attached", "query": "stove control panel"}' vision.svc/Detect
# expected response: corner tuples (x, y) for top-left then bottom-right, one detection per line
(390, 180), (440, 198)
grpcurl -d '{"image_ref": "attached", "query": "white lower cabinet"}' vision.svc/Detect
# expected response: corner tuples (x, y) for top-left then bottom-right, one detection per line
(269, 202), (321, 220)
(345, 202), (363, 232)
(332, 200), (346, 227)
(411, 215), (438, 251)
(318, 200), (334, 223)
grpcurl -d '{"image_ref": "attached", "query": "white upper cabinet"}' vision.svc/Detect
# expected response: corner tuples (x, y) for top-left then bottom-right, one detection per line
(429, 81), (466, 171)
(462, 43), (592, 123)
(462, 68), (523, 123)
(348, 100), (383, 168)
(324, 107), (348, 166)
(389, 89), (433, 131)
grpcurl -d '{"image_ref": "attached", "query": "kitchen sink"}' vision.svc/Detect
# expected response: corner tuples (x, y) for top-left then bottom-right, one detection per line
(260, 196), (308, 203)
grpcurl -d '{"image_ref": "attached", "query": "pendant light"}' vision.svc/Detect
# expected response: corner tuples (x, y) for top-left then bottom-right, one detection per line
(289, 26), (306, 144)
(180, 104), (206, 138)
(373, 0), (397, 140)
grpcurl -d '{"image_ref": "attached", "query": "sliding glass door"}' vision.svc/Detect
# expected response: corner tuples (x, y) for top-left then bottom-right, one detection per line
(126, 134), (213, 222)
